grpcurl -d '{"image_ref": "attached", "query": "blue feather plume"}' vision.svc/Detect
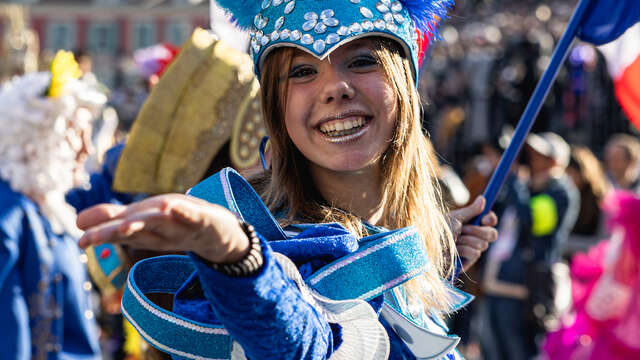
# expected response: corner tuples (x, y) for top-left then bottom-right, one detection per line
(400, 0), (454, 38)
(213, 0), (262, 30)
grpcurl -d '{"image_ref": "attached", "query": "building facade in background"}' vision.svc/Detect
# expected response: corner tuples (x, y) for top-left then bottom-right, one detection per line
(1, 0), (209, 86)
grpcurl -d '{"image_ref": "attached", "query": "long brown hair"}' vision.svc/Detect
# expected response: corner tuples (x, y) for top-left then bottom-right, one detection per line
(254, 38), (457, 311)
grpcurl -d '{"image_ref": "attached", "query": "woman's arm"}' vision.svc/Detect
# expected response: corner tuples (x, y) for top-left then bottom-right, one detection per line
(188, 238), (336, 359)
(77, 194), (336, 359)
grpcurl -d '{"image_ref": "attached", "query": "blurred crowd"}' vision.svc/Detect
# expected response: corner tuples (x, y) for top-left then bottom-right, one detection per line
(413, 1), (640, 359)
(1, 0), (640, 359)
(420, 1), (633, 169)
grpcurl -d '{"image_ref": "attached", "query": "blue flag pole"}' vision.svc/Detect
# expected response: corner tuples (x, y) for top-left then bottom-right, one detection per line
(474, 0), (594, 224)
(456, 0), (594, 275)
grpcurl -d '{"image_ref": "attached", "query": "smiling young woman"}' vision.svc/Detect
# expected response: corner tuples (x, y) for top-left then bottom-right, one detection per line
(76, 0), (499, 359)
(258, 37), (457, 312)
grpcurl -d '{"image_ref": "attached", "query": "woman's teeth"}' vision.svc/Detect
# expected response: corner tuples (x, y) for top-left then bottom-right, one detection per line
(319, 117), (366, 137)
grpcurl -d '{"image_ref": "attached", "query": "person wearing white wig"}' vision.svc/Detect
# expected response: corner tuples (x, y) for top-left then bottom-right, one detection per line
(0, 51), (107, 359)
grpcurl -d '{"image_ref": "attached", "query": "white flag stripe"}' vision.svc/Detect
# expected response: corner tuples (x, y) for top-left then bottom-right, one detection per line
(598, 23), (640, 79)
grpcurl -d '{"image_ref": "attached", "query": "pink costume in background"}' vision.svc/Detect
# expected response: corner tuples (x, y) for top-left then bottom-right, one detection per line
(544, 191), (640, 359)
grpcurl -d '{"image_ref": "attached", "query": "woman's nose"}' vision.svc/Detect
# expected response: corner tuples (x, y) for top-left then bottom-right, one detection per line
(320, 66), (355, 104)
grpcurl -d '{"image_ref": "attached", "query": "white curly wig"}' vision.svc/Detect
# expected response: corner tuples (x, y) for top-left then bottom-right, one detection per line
(0, 72), (107, 236)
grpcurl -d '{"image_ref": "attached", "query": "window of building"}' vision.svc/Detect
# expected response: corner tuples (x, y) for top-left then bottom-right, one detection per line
(88, 22), (118, 54)
(46, 22), (76, 51)
(166, 20), (192, 46)
(93, 0), (122, 6)
(133, 22), (156, 49)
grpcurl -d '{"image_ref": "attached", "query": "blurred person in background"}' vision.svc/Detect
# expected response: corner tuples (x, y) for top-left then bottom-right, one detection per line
(521, 132), (579, 354)
(604, 133), (640, 192)
(478, 130), (533, 360)
(74, 49), (98, 85)
(0, 51), (106, 360)
(480, 132), (579, 359)
(565, 145), (612, 256)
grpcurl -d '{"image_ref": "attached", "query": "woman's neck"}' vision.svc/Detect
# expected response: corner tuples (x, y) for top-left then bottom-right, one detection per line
(309, 163), (384, 225)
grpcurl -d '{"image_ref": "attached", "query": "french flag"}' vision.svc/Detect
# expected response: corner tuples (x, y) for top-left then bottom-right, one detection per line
(579, 0), (640, 129)
(598, 25), (640, 130)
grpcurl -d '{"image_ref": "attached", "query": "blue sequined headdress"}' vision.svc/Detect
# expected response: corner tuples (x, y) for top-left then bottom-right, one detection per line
(213, 0), (454, 80)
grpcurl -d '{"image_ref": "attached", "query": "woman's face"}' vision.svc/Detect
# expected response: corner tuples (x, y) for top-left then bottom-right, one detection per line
(283, 39), (398, 174)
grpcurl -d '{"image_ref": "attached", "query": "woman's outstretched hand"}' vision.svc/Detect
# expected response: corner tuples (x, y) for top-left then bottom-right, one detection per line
(76, 194), (250, 264)
(448, 196), (498, 272)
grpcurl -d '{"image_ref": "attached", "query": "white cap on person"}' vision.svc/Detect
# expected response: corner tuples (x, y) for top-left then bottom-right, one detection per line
(526, 132), (571, 169)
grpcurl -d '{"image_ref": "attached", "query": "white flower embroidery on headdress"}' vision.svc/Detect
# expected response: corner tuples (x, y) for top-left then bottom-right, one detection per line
(0, 71), (107, 236)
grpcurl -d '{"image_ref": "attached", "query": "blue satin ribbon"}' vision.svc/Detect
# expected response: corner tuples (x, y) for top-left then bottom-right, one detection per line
(121, 168), (431, 359)
(121, 256), (232, 359)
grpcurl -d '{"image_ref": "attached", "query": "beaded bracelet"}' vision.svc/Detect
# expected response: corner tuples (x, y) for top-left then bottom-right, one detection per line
(209, 220), (264, 277)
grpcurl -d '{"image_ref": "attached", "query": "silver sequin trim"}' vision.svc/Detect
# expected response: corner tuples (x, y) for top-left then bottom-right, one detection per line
(254, 14), (268, 29)
(304, 12), (318, 21)
(284, 1), (295, 14)
(320, 9), (335, 19)
(337, 26), (350, 36)
(326, 33), (340, 44)
(349, 22), (363, 33)
(313, 39), (326, 53)
(302, 19), (316, 31)
(360, 7), (374, 19)
(323, 18), (339, 27)
(362, 20), (374, 31)
(301, 33), (314, 44)
(376, 2), (389, 13)
(275, 16), (285, 30)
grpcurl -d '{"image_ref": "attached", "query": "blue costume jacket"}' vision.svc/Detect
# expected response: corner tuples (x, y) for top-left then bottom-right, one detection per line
(122, 169), (467, 360)
(0, 180), (100, 360)
(179, 232), (462, 360)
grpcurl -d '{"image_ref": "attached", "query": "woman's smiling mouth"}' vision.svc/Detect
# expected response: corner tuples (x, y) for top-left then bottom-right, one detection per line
(316, 114), (372, 143)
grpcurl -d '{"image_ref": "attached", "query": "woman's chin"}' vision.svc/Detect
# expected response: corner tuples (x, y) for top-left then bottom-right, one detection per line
(313, 154), (381, 174)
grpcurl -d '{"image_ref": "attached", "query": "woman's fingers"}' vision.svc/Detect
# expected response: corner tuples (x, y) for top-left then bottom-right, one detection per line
(449, 196), (486, 224)
(461, 225), (498, 243)
(169, 200), (232, 231)
(168, 198), (212, 228)
(456, 234), (488, 271)
(457, 235), (490, 251)
(481, 211), (498, 227)
(76, 194), (246, 262)
(78, 218), (125, 248)
(77, 203), (127, 230)
(117, 208), (172, 236)
(457, 245), (482, 264)
(79, 207), (179, 248)
(76, 195), (177, 230)
(113, 231), (178, 251)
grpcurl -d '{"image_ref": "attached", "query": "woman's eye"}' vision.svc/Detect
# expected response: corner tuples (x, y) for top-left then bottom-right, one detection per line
(349, 56), (378, 69)
(289, 66), (316, 78)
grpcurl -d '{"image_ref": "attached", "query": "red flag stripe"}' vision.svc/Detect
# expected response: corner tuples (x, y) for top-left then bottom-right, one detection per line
(614, 56), (640, 130)
(599, 24), (640, 130)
